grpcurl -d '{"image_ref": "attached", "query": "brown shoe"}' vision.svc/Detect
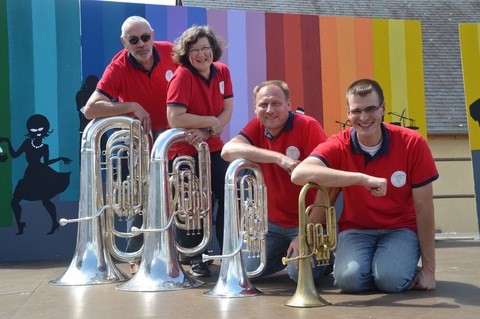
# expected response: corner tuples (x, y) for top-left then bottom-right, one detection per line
(130, 261), (139, 275)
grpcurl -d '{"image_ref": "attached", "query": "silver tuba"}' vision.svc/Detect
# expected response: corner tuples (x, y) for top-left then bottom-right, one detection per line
(50, 116), (150, 285)
(116, 128), (212, 292)
(203, 158), (268, 297)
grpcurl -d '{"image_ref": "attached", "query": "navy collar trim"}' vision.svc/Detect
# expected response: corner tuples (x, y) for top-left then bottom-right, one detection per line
(186, 63), (218, 86)
(264, 111), (294, 140)
(128, 46), (160, 75)
(350, 123), (390, 161)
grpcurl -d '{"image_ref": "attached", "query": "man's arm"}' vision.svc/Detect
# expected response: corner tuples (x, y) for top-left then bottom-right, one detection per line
(291, 157), (387, 196)
(221, 135), (298, 174)
(408, 183), (436, 290)
(83, 91), (152, 133)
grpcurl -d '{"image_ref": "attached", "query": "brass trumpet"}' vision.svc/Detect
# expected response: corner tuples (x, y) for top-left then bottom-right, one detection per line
(282, 182), (337, 307)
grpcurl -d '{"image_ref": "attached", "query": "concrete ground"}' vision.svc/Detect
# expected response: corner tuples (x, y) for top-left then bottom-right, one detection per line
(1, 238), (479, 319)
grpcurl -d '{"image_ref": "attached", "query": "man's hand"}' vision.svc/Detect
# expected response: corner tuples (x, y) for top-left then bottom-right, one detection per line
(408, 267), (436, 290)
(131, 102), (151, 134)
(362, 175), (387, 197)
(286, 236), (317, 269)
(277, 155), (300, 175)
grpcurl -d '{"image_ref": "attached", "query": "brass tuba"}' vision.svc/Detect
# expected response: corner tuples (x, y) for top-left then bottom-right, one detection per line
(116, 128), (212, 292)
(282, 182), (337, 307)
(203, 158), (267, 297)
(51, 116), (150, 285)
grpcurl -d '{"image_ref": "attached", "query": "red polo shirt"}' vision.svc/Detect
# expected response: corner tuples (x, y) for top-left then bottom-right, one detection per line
(310, 123), (439, 233)
(166, 62), (233, 157)
(96, 41), (177, 132)
(240, 112), (328, 228)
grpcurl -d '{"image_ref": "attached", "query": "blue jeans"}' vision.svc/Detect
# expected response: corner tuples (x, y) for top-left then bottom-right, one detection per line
(334, 228), (420, 293)
(243, 222), (330, 283)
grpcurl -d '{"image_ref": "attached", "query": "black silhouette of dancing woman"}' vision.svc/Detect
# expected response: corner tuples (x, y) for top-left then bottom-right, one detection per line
(0, 114), (71, 235)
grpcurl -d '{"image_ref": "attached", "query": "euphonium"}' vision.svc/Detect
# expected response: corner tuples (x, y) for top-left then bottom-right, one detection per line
(50, 116), (150, 285)
(203, 158), (267, 297)
(282, 182), (337, 307)
(116, 128), (212, 292)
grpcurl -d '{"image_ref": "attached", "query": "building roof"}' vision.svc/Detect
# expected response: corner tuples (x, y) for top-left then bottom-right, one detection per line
(183, 0), (480, 135)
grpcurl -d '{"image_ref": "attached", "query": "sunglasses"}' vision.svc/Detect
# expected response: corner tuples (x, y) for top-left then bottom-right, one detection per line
(127, 34), (151, 45)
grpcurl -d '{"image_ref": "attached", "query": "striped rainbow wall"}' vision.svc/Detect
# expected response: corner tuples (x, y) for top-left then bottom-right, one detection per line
(81, 0), (427, 139)
(0, 0), (426, 230)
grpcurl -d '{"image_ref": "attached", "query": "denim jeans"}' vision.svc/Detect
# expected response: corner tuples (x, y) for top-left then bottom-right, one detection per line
(333, 228), (420, 293)
(243, 222), (330, 283)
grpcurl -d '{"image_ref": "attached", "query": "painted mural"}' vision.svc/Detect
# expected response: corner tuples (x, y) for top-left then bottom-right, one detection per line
(0, 0), (426, 262)
(459, 23), (480, 230)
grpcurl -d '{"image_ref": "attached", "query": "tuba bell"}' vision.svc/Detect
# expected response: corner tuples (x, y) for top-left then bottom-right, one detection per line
(282, 182), (337, 307)
(116, 128), (212, 292)
(50, 116), (150, 285)
(203, 158), (268, 297)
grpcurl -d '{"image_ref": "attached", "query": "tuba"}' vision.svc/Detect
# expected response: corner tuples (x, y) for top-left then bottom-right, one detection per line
(51, 116), (150, 285)
(203, 158), (267, 297)
(282, 182), (337, 307)
(116, 128), (212, 292)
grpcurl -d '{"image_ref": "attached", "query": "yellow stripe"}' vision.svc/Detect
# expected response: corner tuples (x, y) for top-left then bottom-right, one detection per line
(388, 20), (409, 126)
(372, 19), (392, 122)
(405, 20), (427, 139)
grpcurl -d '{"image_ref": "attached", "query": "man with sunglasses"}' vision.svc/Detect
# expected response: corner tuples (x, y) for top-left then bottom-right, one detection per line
(292, 79), (438, 293)
(83, 16), (177, 274)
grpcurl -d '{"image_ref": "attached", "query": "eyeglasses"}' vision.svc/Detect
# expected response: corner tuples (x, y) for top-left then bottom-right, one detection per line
(349, 104), (382, 116)
(127, 34), (151, 45)
(189, 46), (212, 55)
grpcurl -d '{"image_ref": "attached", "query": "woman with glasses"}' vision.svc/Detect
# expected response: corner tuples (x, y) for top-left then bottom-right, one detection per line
(166, 25), (233, 277)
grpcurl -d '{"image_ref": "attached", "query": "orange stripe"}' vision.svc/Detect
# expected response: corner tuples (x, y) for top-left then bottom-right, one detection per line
(283, 14), (304, 111)
(354, 18), (374, 79)
(337, 16), (359, 125)
(320, 16), (343, 136)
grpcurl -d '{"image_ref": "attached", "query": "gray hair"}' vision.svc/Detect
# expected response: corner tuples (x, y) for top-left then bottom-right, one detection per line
(121, 16), (153, 38)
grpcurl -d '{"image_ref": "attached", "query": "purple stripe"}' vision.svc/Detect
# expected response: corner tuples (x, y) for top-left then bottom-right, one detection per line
(207, 9), (228, 64)
(226, 10), (248, 141)
(167, 6), (188, 42)
(246, 11), (266, 122)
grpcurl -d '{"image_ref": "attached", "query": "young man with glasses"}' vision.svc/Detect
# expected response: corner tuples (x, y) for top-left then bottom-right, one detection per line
(83, 16), (177, 274)
(292, 79), (438, 293)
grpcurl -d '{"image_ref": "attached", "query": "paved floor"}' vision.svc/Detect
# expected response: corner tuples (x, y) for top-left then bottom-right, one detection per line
(1, 238), (479, 319)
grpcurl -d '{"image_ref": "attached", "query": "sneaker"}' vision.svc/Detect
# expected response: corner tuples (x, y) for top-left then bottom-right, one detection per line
(189, 261), (211, 277)
(130, 261), (139, 275)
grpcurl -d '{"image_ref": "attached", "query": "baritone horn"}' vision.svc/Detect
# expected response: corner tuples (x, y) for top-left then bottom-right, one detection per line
(203, 158), (268, 297)
(51, 116), (150, 285)
(282, 182), (337, 307)
(116, 128), (212, 292)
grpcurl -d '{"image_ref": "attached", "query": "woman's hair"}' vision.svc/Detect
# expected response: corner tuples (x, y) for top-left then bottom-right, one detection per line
(172, 25), (224, 65)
